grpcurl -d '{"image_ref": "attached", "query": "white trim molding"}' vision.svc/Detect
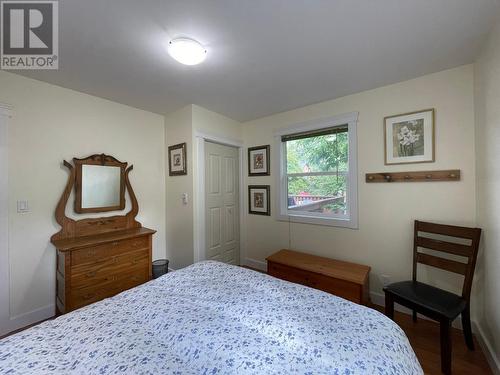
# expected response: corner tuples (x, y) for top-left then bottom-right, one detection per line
(274, 112), (359, 229)
(244, 258), (267, 272)
(193, 131), (245, 265)
(7, 304), (55, 334)
(0, 104), (12, 336)
(475, 322), (500, 374)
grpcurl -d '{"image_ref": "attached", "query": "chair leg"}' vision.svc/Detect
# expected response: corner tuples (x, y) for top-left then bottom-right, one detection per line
(462, 306), (475, 351)
(440, 319), (452, 375)
(412, 310), (417, 322)
(384, 292), (394, 320)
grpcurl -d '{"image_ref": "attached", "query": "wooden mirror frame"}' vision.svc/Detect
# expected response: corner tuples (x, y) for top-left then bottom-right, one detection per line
(74, 154), (126, 214)
(51, 155), (141, 242)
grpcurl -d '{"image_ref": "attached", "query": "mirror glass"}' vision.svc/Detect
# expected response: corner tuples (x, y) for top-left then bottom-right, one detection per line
(81, 165), (121, 209)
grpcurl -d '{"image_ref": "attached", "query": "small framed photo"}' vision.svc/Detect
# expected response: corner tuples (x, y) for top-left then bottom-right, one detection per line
(248, 185), (270, 216)
(384, 109), (435, 165)
(168, 142), (187, 176)
(248, 145), (270, 176)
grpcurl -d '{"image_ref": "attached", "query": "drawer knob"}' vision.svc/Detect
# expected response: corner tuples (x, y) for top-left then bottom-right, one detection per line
(111, 241), (119, 246)
(86, 271), (96, 278)
(83, 293), (94, 300)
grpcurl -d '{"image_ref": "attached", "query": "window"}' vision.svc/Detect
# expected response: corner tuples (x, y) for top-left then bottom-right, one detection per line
(275, 113), (358, 228)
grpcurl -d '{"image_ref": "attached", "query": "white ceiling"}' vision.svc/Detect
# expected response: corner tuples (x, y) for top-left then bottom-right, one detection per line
(16, 0), (500, 122)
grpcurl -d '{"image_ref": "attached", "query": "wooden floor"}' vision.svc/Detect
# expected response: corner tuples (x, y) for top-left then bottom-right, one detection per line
(383, 308), (492, 375)
(245, 266), (492, 374)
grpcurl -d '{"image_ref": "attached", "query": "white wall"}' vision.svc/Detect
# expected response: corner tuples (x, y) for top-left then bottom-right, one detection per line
(165, 105), (194, 269)
(164, 104), (243, 269)
(242, 65), (479, 317)
(192, 104), (242, 140)
(0, 71), (166, 326)
(474, 19), (500, 369)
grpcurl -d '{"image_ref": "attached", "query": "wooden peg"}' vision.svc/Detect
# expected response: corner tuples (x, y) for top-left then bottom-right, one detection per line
(365, 169), (460, 183)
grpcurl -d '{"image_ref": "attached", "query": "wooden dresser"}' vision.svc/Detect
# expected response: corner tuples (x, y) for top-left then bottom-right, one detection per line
(266, 249), (371, 305)
(52, 227), (154, 313)
(51, 154), (156, 314)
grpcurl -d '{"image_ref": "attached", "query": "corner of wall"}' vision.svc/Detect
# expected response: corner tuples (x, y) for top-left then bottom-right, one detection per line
(471, 17), (500, 375)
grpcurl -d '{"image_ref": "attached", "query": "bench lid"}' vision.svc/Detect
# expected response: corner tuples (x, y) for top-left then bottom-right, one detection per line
(266, 249), (370, 284)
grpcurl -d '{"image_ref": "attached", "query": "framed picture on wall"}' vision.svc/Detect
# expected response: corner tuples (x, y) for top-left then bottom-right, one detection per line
(248, 185), (270, 215)
(168, 142), (187, 176)
(384, 109), (435, 165)
(248, 145), (270, 176)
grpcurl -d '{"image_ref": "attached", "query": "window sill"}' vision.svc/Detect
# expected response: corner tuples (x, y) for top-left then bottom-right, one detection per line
(276, 213), (358, 229)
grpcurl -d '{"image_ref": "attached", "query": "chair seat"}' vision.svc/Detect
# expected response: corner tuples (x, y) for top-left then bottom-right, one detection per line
(384, 280), (466, 320)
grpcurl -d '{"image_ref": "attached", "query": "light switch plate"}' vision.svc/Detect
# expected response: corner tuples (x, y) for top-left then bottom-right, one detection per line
(17, 200), (29, 213)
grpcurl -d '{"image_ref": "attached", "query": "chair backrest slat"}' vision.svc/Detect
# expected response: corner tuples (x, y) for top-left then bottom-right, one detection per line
(416, 253), (467, 275)
(413, 220), (481, 301)
(416, 221), (478, 239)
(415, 236), (472, 257)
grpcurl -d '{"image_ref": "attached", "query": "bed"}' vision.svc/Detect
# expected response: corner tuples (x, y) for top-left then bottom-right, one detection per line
(0, 261), (423, 374)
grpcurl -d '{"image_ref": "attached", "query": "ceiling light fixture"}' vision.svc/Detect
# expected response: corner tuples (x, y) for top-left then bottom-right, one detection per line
(168, 37), (207, 66)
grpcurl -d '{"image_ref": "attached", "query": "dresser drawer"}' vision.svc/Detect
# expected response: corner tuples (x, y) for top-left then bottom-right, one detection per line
(70, 268), (149, 310)
(71, 249), (149, 288)
(268, 261), (363, 304)
(71, 237), (149, 266)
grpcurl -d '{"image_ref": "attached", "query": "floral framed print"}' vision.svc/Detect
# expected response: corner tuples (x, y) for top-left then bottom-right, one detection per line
(248, 185), (270, 216)
(384, 109), (435, 165)
(248, 145), (270, 176)
(168, 142), (187, 176)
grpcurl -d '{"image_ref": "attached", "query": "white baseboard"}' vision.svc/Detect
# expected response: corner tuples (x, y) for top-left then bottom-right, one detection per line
(244, 258), (267, 272)
(6, 304), (55, 335)
(474, 322), (500, 375)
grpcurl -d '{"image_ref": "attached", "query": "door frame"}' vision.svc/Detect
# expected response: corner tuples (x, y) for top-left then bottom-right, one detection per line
(194, 131), (245, 265)
(0, 103), (12, 336)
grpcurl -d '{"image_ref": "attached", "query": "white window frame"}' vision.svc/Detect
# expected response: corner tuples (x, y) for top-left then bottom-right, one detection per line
(274, 112), (358, 229)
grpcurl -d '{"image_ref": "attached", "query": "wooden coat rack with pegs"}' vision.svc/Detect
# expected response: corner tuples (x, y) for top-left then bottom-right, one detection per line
(365, 169), (460, 183)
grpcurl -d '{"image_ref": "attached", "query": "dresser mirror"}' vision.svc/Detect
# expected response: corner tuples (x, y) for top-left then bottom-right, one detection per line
(74, 154), (126, 213)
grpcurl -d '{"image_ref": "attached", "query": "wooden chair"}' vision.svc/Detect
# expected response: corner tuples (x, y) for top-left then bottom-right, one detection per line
(383, 220), (481, 375)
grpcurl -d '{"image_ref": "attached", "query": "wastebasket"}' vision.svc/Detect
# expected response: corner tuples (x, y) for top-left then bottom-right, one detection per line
(152, 259), (169, 279)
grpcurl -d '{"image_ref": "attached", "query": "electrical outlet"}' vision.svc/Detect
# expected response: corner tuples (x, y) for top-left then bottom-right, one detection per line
(380, 274), (391, 287)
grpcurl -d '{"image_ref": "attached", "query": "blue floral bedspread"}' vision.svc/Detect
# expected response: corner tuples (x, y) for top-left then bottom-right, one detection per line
(0, 261), (422, 374)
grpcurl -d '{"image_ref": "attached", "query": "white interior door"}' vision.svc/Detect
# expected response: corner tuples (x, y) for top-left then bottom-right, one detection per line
(205, 141), (240, 265)
(0, 107), (11, 336)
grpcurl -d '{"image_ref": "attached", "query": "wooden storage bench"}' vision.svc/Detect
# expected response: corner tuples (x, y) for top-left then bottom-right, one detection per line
(266, 249), (371, 305)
